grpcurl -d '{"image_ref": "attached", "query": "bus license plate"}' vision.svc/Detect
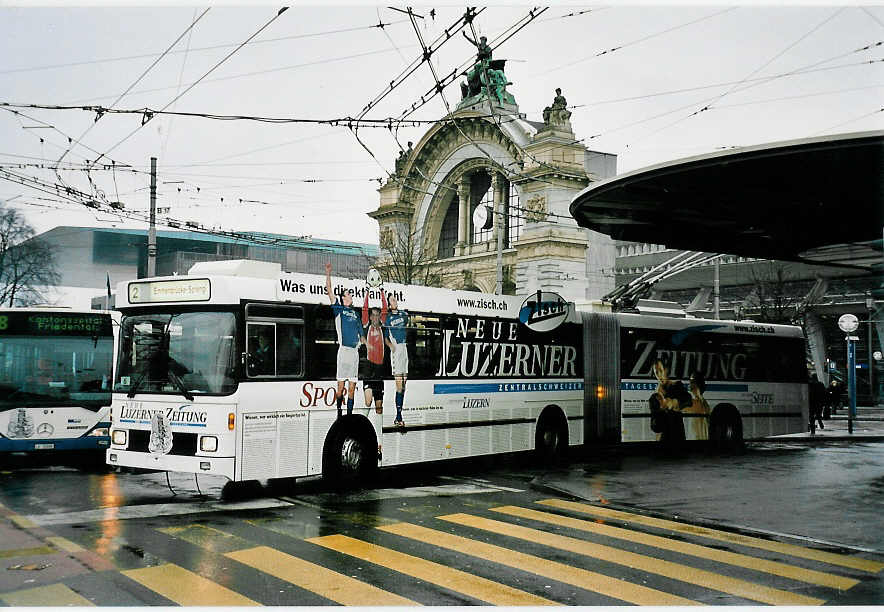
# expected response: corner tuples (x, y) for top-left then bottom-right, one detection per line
(34, 443), (54, 450)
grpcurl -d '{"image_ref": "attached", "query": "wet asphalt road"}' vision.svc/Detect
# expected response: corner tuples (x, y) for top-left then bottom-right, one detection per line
(540, 440), (884, 553)
(0, 442), (882, 606)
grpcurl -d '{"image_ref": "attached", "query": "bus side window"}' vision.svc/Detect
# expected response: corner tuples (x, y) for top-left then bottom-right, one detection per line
(410, 314), (441, 378)
(277, 322), (303, 377)
(310, 306), (338, 380)
(247, 323), (275, 377)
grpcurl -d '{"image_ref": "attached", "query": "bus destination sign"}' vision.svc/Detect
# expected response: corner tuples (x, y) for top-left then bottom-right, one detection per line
(128, 279), (211, 304)
(0, 312), (112, 336)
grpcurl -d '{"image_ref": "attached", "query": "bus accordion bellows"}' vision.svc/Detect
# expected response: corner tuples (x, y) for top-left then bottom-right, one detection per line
(0, 307), (117, 456)
(106, 260), (809, 485)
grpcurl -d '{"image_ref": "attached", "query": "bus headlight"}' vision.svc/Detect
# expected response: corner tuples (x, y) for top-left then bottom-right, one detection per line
(200, 436), (218, 452)
(111, 429), (127, 445)
(88, 427), (109, 437)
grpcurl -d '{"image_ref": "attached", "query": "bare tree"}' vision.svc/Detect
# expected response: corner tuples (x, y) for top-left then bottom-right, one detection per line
(0, 205), (60, 306)
(742, 261), (801, 324)
(375, 226), (441, 286)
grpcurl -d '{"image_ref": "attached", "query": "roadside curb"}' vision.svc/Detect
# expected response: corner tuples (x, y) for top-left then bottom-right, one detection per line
(763, 435), (884, 444)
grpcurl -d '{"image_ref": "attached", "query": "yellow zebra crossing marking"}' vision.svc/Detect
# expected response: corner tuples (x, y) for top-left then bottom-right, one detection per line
(438, 513), (823, 606)
(46, 536), (85, 553)
(158, 524), (254, 554)
(121, 563), (260, 606)
(492, 505), (858, 590)
(0, 545), (55, 558)
(308, 533), (556, 606)
(539, 498), (884, 573)
(226, 545), (419, 606)
(0, 583), (94, 607)
(378, 521), (698, 606)
(8, 514), (37, 529)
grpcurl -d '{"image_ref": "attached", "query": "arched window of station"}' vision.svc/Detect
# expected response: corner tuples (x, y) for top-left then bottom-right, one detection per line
(468, 170), (522, 248)
(471, 172), (493, 244)
(435, 168), (524, 259)
(437, 198), (459, 259)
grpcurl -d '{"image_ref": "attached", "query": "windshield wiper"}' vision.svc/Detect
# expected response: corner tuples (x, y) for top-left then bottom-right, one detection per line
(126, 370), (148, 398)
(167, 367), (194, 402)
(126, 317), (171, 398)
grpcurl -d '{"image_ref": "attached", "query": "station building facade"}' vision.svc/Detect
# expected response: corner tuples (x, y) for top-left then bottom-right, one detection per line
(369, 77), (617, 303)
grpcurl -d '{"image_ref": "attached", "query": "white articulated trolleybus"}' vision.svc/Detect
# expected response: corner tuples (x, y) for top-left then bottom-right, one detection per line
(0, 307), (117, 457)
(106, 260), (808, 484)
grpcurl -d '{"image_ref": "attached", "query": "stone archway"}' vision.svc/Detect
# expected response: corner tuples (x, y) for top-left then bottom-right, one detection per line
(370, 97), (618, 300)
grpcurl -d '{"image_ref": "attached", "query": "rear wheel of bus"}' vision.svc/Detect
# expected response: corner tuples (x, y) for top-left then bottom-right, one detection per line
(323, 416), (378, 488)
(709, 405), (744, 453)
(535, 406), (569, 466)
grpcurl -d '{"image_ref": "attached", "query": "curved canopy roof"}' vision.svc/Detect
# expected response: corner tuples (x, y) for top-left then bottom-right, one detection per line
(569, 131), (883, 265)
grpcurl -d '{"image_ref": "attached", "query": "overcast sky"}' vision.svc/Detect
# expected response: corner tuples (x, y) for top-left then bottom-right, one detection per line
(1, 3), (882, 246)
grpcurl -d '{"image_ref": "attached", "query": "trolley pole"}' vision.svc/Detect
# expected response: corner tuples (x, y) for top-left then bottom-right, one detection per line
(147, 156), (157, 278)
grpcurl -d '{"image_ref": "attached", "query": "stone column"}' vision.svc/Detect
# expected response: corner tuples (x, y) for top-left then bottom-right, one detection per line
(456, 176), (470, 252)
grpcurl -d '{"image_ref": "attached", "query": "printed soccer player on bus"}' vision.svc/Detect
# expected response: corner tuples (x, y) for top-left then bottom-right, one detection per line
(361, 289), (388, 414)
(325, 262), (361, 417)
(385, 294), (410, 427)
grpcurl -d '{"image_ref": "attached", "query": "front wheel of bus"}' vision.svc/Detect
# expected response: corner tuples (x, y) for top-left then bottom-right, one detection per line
(325, 426), (376, 488)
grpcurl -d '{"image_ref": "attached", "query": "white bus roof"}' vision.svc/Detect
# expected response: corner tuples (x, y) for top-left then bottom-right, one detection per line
(117, 260), (527, 319)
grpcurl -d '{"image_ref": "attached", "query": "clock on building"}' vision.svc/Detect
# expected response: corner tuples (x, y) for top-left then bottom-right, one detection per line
(472, 205), (492, 230)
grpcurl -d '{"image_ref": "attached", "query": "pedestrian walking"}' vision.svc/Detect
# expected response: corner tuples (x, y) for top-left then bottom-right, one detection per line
(809, 375), (826, 433)
(825, 380), (841, 417)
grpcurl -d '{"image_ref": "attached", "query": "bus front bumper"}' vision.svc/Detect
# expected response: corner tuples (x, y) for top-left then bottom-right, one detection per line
(106, 449), (234, 480)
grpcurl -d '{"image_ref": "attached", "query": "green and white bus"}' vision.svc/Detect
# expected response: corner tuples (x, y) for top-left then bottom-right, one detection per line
(0, 308), (116, 456)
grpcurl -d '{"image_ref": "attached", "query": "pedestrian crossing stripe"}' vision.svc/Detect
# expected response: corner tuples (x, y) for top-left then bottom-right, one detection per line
(491, 505), (858, 590)
(378, 521), (698, 606)
(308, 533), (557, 606)
(437, 513), (824, 606)
(45, 536), (85, 554)
(0, 582), (94, 607)
(121, 563), (260, 606)
(225, 545), (419, 606)
(538, 498), (884, 573)
(158, 524), (255, 554)
(0, 545), (55, 558)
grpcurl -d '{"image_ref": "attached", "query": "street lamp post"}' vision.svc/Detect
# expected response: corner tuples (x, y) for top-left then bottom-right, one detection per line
(838, 313), (860, 434)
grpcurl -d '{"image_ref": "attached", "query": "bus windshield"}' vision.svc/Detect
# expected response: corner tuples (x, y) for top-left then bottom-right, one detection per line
(0, 335), (114, 410)
(115, 311), (237, 396)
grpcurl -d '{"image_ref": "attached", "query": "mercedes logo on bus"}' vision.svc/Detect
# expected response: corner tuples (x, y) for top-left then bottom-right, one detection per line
(518, 291), (572, 333)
